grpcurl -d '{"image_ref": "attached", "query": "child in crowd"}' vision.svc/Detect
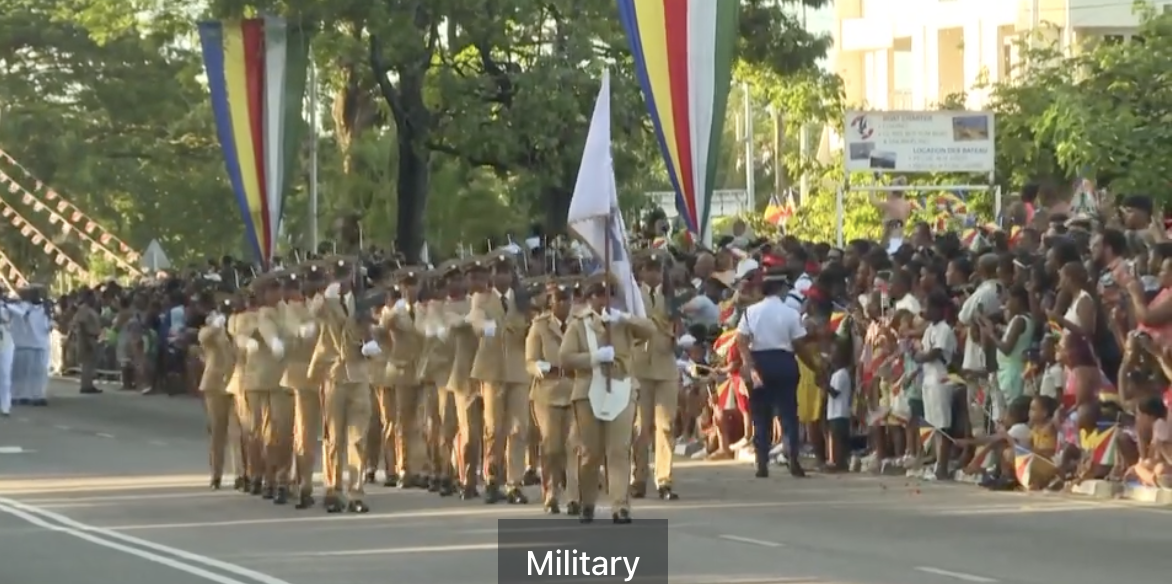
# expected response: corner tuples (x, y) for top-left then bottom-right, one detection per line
(826, 340), (854, 471)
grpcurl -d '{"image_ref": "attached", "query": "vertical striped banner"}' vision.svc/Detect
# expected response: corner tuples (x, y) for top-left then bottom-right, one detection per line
(617, 0), (737, 247)
(198, 18), (310, 264)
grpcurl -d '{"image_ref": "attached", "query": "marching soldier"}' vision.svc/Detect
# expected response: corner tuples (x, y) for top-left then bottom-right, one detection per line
(525, 278), (581, 515)
(420, 264), (459, 496)
(227, 292), (259, 493)
(311, 257), (381, 513)
(632, 251), (682, 500)
(371, 284), (398, 487)
(280, 269), (324, 510)
(558, 273), (657, 524)
(469, 253), (532, 504)
(443, 256), (486, 499)
(239, 274), (293, 504)
(380, 267), (429, 489)
(197, 292), (235, 490)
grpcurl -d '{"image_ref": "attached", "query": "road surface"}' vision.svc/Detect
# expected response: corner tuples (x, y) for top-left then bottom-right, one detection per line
(1, 380), (1169, 584)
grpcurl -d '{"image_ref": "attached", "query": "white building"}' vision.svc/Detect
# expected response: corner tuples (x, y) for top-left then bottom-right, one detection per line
(833, 0), (1160, 111)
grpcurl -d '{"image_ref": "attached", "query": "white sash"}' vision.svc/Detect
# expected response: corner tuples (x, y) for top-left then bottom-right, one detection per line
(583, 316), (631, 422)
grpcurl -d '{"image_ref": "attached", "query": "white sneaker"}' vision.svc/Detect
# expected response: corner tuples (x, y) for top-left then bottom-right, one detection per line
(768, 443), (786, 457)
(690, 449), (708, 460)
(730, 438), (749, 451)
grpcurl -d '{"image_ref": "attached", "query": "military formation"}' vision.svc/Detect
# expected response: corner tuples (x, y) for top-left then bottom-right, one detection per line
(196, 248), (685, 525)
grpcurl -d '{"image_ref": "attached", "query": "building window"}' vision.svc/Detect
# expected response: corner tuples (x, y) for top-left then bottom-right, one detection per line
(1001, 42), (1015, 80)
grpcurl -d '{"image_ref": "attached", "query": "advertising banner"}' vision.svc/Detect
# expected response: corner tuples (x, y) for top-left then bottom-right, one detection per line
(844, 111), (995, 173)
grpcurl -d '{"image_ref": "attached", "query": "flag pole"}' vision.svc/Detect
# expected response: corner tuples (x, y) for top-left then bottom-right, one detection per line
(308, 61), (320, 253)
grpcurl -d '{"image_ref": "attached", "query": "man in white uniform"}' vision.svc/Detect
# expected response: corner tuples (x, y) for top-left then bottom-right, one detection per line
(27, 295), (53, 404)
(0, 296), (18, 415)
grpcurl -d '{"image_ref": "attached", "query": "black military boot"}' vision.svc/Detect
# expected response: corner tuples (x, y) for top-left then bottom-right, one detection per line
(612, 508), (632, 525)
(250, 478), (264, 496)
(427, 476), (441, 492)
(364, 470), (377, 484)
(233, 476), (248, 492)
(437, 478), (457, 497)
(347, 499), (370, 513)
(273, 486), (288, 505)
(261, 483), (275, 500)
(565, 501), (581, 516)
(382, 473), (399, 488)
(522, 468), (540, 486)
(294, 491), (315, 510)
(323, 493), (344, 514)
(657, 485), (679, 500)
(209, 477), (222, 490)
(460, 482), (480, 500)
(483, 483), (505, 504)
(544, 499), (561, 515)
(506, 486), (528, 505)
(579, 504), (595, 524)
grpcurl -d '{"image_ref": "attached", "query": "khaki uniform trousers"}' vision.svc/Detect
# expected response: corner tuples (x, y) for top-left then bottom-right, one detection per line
(322, 381), (373, 500)
(387, 384), (426, 477)
(632, 378), (681, 488)
(292, 388), (322, 496)
(233, 394), (254, 478)
(202, 392), (237, 480)
(482, 382), (530, 486)
(366, 386), (385, 476)
(533, 402), (580, 505)
(242, 390), (295, 487)
(574, 398), (636, 512)
(425, 387), (458, 478)
(452, 389), (483, 485)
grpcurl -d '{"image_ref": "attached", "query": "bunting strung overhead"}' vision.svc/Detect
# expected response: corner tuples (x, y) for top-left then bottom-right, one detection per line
(198, 17), (312, 265)
(0, 198), (91, 280)
(616, 0), (738, 248)
(0, 147), (140, 264)
(0, 170), (142, 276)
(0, 247), (29, 290)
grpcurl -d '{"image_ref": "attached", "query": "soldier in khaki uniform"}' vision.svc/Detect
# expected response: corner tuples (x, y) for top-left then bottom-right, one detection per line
(558, 273), (656, 524)
(525, 279), (580, 515)
(311, 258), (380, 513)
(443, 257), (485, 499)
(379, 267), (428, 489)
(469, 253), (532, 504)
(369, 283), (397, 487)
(197, 294), (236, 490)
(280, 270), (324, 509)
(227, 296), (259, 493)
(631, 252), (682, 500)
(238, 274), (293, 504)
(420, 264), (459, 496)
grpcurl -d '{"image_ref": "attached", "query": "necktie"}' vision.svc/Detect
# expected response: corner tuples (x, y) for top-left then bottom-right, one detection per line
(501, 294), (509, 314)
(408, 303), (415, 320)
(650, 290), (657, 309)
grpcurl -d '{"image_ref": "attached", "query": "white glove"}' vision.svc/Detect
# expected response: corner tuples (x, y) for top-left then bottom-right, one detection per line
(600, 308), (628, 323)
(393, 298), (408, 313)
(436, 326), (450, 341)
(268, 337), (285, 359)
(593, 346), (615, 364)
(299, 322), (317, 339)
(425, 325), (438, 338)
(535, 360), (552, 376)
(323, 282), (342, 299)
(244, 338), (260, 354)
(482, 320), (497, 338)
(361, 340), (381, 357)
(677, 334), (696, 349)
(209, 313), (226, 329)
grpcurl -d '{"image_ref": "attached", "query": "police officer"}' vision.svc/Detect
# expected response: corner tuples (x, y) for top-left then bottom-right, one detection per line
(197, 292), (235, 489)
(632, 251), (682, 500)
(381, 267), (429, 489)
(280, 268), (323, 509)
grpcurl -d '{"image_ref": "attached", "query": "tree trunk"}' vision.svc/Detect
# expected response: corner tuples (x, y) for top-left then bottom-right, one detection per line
(542, 185), (572, 234)
(394, 74), (429, 264)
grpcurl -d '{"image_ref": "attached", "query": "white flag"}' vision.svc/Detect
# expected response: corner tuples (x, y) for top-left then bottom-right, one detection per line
(566, 70), (645, 318)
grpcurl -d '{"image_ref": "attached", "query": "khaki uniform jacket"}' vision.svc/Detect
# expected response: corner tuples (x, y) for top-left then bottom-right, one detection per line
(225, 311), (255, 396)
(279, 300), (318, 390)
(380, 302), (425, 386)
(198, 323), (234, 393)
(633, 285), (679, 381)
(444, 297), (478, 394)
(240, 306), (286, 392)
(469, 289), (528, 385)
(558, 311), (657, 401)
(420, 300), (454, 388)
(71, 305), (102, 358)
(525, 312), (572, 406)
(309, 292), (369, 385)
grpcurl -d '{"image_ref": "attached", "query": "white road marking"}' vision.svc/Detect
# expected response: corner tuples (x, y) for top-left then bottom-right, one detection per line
(54, 425), (71, 431)
(95, 433), (114, 439)
(0, 497), (293, 584)
(915, 566), (999, 583)
(717, 534), (785, 547)
(0, 446), (28, 454)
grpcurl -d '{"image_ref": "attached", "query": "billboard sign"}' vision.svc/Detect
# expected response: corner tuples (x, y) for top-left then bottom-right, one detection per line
(844, 111), (995, 173)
